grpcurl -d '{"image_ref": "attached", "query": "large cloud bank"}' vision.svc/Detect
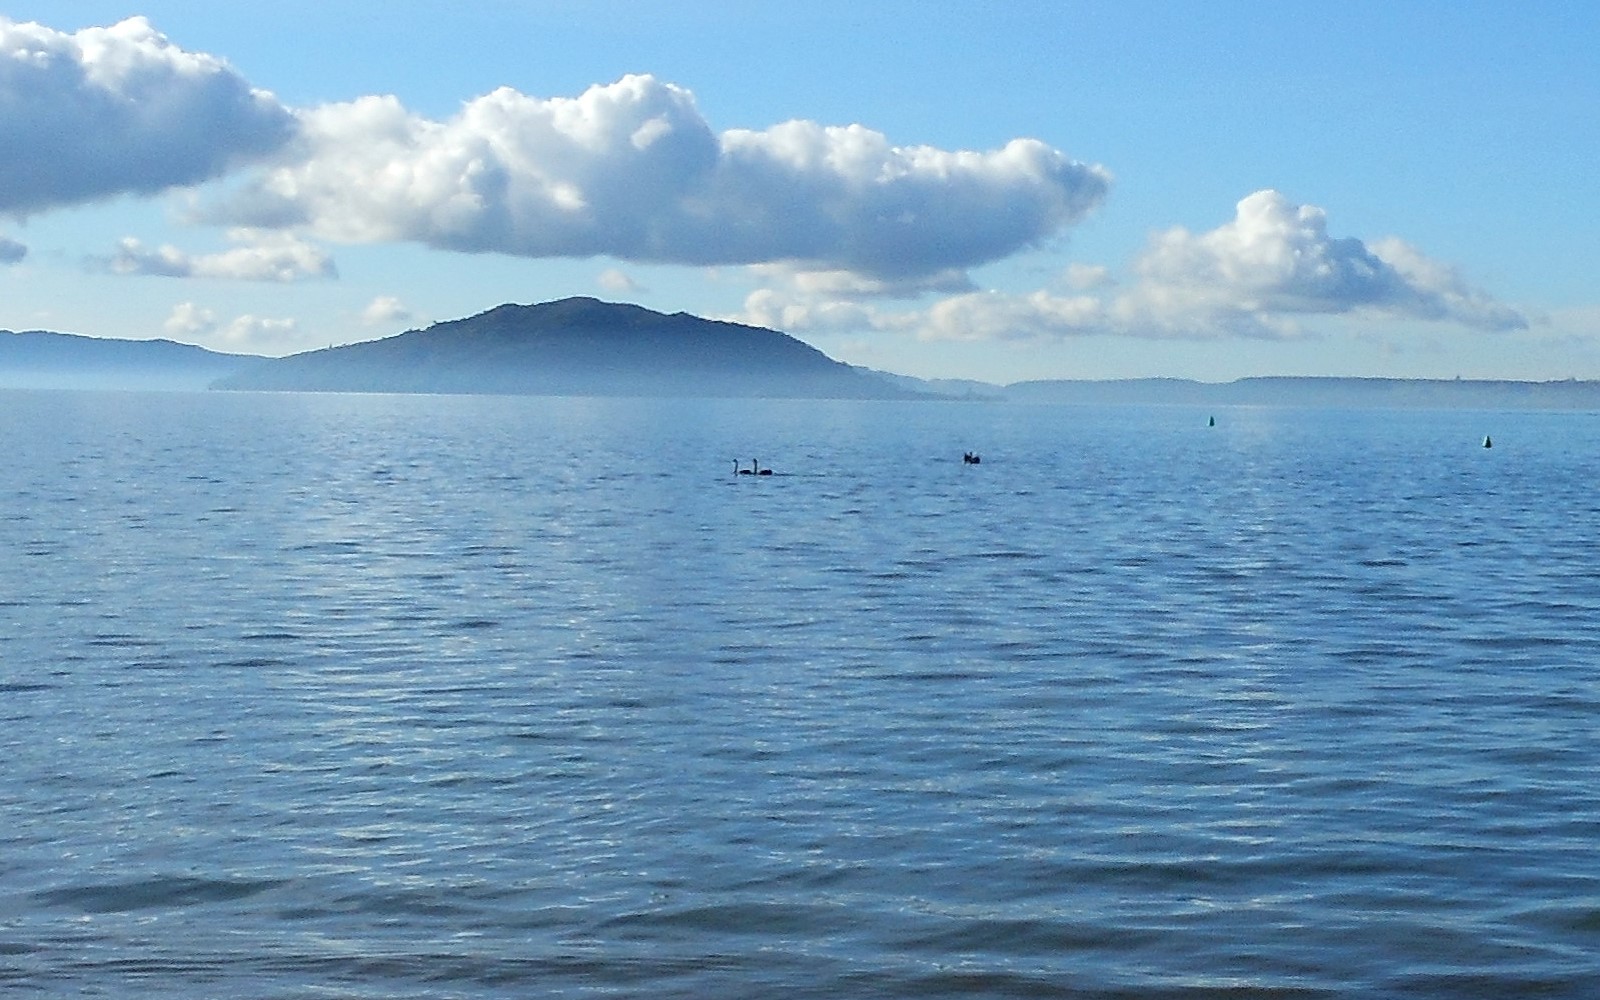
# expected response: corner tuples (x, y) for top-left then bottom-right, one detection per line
(1, 16), (1108, 286)
(0, 16), (293, 214)
(747, 190), (1527, 342)
(212, 74), (1110, 281)
(1116, 190), (1526, 336)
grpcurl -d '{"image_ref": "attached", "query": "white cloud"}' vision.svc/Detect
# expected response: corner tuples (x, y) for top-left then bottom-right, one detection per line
(726, 190), (1525, 347)
(215, 314), (297, 348)
(1367, 237), (1528, 332)
(751, 263), (974, 299)
(734, 288), (884, 336)
(361, 295), (411, 326)
(100, 229), (334, 281)
(163, 301), (215, 337)
(163, 301), (296, 349)
(731, 285), (1106, 346)
(0, 233), (24, 263)
(209, 74), (1110, 281)
(922, 290), (1106, 342)
(0, 16), (293, 215)
(597, 268), (642, 295)
(1112, 190), (1527, 337)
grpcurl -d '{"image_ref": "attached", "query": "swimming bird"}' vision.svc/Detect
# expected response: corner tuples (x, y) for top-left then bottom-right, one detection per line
(963, 452), (981, 464)
(756, 459), (773, 476)
(735, 460), (752, 475)
(1483, 435), (1493, 449)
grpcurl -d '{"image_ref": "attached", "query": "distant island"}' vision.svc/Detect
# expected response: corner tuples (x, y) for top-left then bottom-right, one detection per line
(7, 297), (1600, 409)
(214, 297), (917, 400)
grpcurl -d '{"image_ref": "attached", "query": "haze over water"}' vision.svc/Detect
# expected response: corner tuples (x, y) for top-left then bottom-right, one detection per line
(3, 389), (1597, 998)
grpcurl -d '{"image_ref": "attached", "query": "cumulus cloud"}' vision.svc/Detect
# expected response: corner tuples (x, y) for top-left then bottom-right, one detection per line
(0, 16), (293, 215)
(1113, 190), (1527, 337)
(729, 190), (1525, 346)
(1366, 236), (1528, 332)
(361, 295), (411, 326)
(97, 229), (334, 281)
(163, 301), (216, 338)
(0, 233), (24, 263)
(163, 301), (296, 348)
(209, 74), (1110, 281)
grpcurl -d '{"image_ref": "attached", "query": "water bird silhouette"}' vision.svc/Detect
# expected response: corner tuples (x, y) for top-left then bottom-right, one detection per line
(963, 452), (982, 465)
(1484, 435), (1493, 449)
(734, 460), (774, 475)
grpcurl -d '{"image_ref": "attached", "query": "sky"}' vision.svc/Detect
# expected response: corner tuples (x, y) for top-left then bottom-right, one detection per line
(2, 2), (1597, 385)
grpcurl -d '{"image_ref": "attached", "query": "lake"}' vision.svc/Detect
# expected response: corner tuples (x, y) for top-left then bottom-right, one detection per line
(2, 389), (1597, 998)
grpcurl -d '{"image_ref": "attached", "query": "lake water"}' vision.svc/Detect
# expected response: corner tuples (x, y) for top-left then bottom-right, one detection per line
(2, 389), (1597, 998)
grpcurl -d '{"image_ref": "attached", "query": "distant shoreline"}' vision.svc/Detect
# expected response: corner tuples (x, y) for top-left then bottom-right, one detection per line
(8, 317), (1600, 409)
(992, 376), (1600, 410)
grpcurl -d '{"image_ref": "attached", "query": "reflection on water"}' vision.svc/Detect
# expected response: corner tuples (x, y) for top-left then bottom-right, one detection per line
(2, 390), (1598, 998)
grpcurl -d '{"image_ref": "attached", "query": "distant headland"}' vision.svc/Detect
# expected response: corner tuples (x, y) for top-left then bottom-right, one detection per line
(211, 297), (918, 400)
(6, 297), (1600, 409)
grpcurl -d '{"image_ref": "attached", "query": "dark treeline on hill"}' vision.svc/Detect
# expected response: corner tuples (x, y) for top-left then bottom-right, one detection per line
(214, 297), (918, 399)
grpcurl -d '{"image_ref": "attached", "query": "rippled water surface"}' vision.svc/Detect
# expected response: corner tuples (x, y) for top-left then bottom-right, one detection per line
(2, 389), (1598, 998)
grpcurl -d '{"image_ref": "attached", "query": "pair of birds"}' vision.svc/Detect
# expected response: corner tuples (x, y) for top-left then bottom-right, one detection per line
(734, 460), (773, 476)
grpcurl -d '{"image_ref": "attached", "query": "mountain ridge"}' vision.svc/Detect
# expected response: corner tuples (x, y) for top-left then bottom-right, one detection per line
(212, 297), (920, 399)
(9, 301), (1600, 409)
(0, 328), (257, 390)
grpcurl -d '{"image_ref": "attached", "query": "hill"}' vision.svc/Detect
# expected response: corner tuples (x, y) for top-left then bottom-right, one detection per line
(11, 306), (1600, 409)
(0, 329), (256, 390)
(213, 297), (918, 399)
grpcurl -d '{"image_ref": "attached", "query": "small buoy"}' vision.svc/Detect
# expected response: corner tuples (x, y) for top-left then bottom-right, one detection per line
(1483, 435), (1492, 449)
(1208, 415), (1215, 427)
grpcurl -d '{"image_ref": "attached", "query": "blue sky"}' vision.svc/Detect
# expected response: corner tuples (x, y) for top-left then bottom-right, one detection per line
(2, 2), (1596, 384)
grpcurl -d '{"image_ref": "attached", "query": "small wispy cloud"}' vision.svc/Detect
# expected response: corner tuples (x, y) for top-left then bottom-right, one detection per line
(597, 268), (642, 295)
(163, 301), (298, 349)
(163, 301), (216, 338)
(0, 234), (25, 264)
(1062, 263), (1112, 291)
(95, 230), (334, 282)
(361, 295), (412, 326)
